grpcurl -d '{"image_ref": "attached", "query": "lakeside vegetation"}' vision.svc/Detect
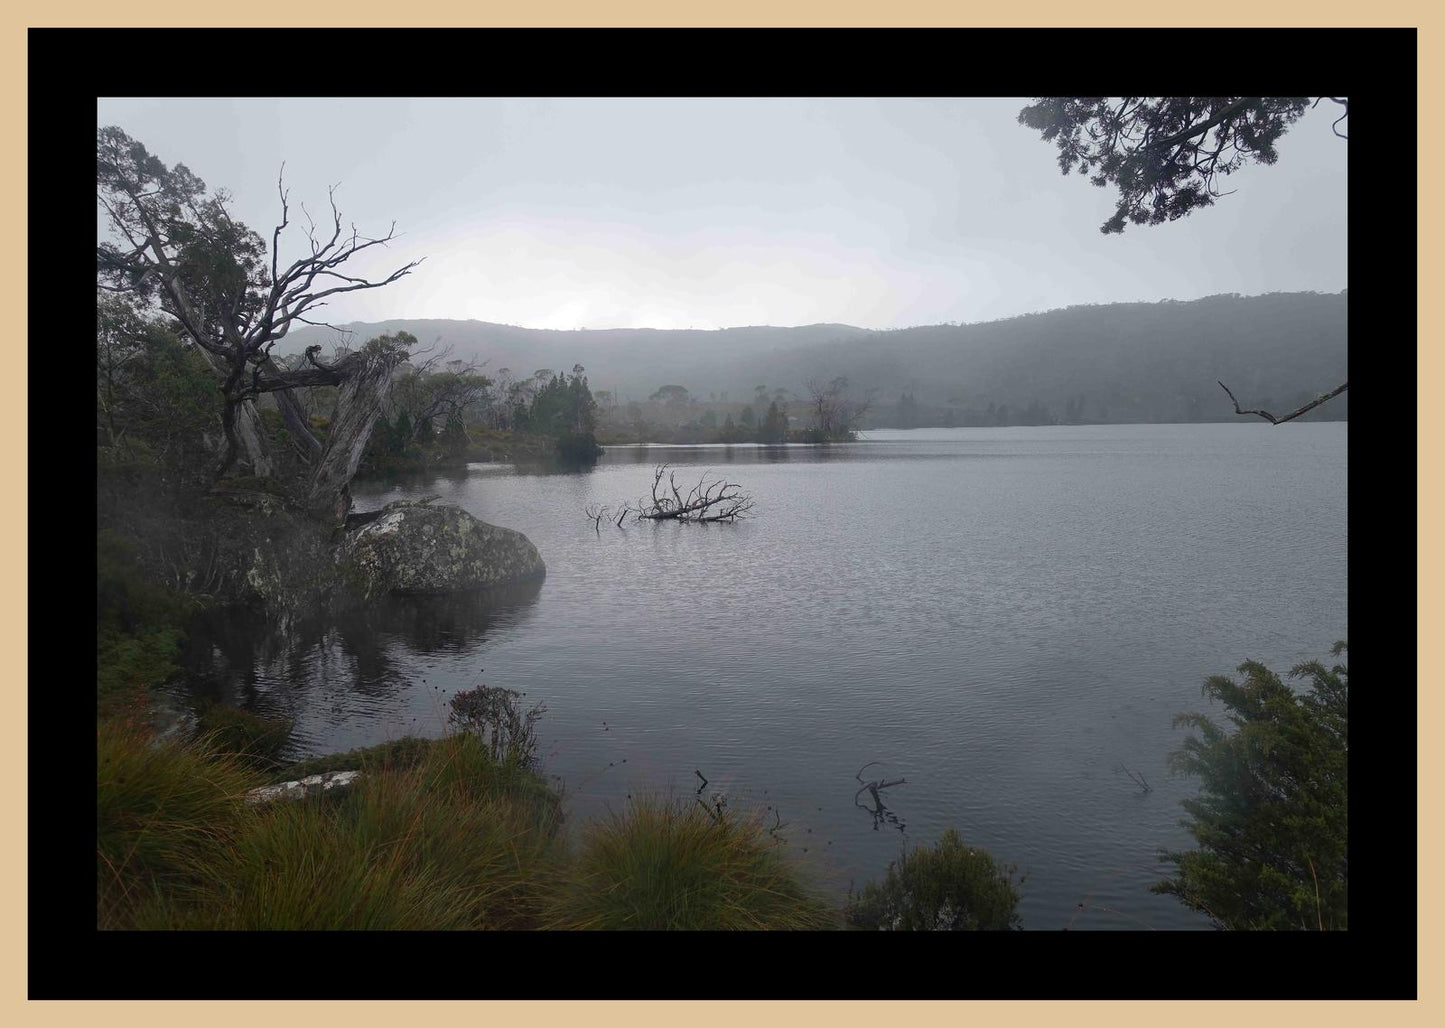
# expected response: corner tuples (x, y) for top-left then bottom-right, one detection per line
(95, 124), (1347, 932)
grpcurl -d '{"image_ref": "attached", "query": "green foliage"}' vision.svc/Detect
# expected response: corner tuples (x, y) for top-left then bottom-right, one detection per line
(759, 400), (787, 443)
(1018, 97), (1317, 233)
(846, 828), (1024, 930)
(1153, 642), (1348, 930)
(96, 530), (196, 717)
(546, 795), (840, 930)
(194, 703), (295, 770)
(554, 430), (603, 466)
(440, 411), (469, 456)
(393, 409), (414, 451)
(97, 295), (219, 483)
(525, 369), (599, 437)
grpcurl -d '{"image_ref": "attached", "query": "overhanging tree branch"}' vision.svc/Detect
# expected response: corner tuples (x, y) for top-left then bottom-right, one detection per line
(1217, 379), (1349, 426)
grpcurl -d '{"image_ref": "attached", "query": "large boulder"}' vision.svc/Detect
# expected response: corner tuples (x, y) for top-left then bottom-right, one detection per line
(340, 500), (546, 598)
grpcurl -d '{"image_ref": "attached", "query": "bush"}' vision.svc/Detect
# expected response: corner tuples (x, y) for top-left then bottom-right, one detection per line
(546, 795), (840, 930)
(846, 828), (1024, 930)
(1153, 642), (1348, 930)
(447, 683), (547, 769)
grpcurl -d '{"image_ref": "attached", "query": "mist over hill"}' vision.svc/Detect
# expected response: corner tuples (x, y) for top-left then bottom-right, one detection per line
(278, 291), (1347, 424)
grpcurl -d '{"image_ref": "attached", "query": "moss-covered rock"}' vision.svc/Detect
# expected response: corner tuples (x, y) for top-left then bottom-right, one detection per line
(339, 499), (546, 598)
(116, 490), (545, 629)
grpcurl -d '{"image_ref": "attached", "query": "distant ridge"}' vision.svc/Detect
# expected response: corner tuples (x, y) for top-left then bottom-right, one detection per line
(278, 291), (1347, 422)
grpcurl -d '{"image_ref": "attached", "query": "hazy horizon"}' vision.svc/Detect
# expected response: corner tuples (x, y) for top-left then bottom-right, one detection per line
(280, 285), (1349, 336)
(95, 98), (1347, 334)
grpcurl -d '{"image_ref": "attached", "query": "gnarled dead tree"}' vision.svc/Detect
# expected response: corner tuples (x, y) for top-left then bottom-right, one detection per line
(586, 465), (755, 529)
(97, 126), (422, 521)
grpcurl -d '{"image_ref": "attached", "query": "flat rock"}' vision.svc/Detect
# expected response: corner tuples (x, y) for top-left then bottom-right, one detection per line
(245, 770), (362, 805)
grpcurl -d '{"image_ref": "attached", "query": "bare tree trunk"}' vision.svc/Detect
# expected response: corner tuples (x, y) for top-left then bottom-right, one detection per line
(268, 377), (324, 462)
(233, 399), (274, 478)
(305, 349), (406, 523)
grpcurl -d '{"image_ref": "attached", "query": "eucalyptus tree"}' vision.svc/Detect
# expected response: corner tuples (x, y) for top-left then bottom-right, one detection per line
(96, 126), (422, 520)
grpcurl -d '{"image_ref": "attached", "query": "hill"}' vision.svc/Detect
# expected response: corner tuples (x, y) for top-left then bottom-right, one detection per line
(276, 291), (1347, 424)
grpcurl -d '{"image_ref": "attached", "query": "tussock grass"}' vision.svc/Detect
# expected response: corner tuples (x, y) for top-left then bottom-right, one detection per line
(99, 728), (565, 929)
(273, 736), (438, 781)
(544, 794), (840, 930)
(194, 703), (295, 770)
(99, 727), (847, 930)
(97, 719), (263, 929)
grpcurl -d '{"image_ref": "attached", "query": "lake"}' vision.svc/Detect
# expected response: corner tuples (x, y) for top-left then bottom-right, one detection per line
(174, 423), (1348, 930)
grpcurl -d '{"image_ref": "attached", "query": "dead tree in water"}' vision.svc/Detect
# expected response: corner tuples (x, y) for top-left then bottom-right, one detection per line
(634, 465), (755, 522)
(583, 465), (755, 529)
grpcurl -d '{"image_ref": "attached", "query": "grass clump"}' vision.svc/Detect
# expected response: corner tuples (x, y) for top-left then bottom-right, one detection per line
(97, 719), (263, 928)
(846, 828), (1024, 930)
(209, 731), (563, 929)
(546, 795), (840, 930)
(194, 702), (295, 770)
(273, 736), (438, 781)
(98, 727), (565, 930)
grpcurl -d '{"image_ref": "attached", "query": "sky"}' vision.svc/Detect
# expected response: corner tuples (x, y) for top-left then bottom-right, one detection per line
(95, 97), (1347, 332)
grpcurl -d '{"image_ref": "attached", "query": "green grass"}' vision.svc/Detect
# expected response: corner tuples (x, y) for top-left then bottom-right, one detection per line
(544, 794), (840, 930)
(273, 736), (439, 781)
(97, 718), (264, 928)
(99, 724), (848, 930)
(99, 727), (567, 929)
(194, 703), (295, 770)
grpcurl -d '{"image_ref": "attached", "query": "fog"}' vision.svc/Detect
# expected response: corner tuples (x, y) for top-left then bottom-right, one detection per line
(95, 97), (1346, 332)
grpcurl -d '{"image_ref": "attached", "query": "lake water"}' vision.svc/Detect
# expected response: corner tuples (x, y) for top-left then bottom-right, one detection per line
(175, 423), (1348, 930)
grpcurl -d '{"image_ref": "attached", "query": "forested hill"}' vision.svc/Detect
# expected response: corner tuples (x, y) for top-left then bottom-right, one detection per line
(278, 291), (1347, 423)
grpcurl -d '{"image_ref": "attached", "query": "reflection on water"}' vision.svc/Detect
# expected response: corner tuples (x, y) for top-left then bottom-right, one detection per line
(173, 424), (1346, 930)
(853, 761), (908, 833)
(174, 580), (543, 756)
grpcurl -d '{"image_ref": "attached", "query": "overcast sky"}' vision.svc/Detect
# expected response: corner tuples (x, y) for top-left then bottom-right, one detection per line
(96, 97), (1347, 332)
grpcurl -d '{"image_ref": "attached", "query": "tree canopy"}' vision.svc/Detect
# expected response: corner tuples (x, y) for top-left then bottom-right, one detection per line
(97, 127), (420, 486)
(1018, 97), (1344, 234)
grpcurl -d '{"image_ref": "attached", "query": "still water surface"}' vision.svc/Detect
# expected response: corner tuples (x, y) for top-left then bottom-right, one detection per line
(176, 423), (1347, 930)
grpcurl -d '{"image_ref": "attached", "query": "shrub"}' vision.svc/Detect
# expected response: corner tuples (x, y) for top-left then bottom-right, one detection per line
(546, 795), (840, 930)
(846, 828), (1024, 930)
(1153, 642), (1348, 930)
(447, 683), (547, 769)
